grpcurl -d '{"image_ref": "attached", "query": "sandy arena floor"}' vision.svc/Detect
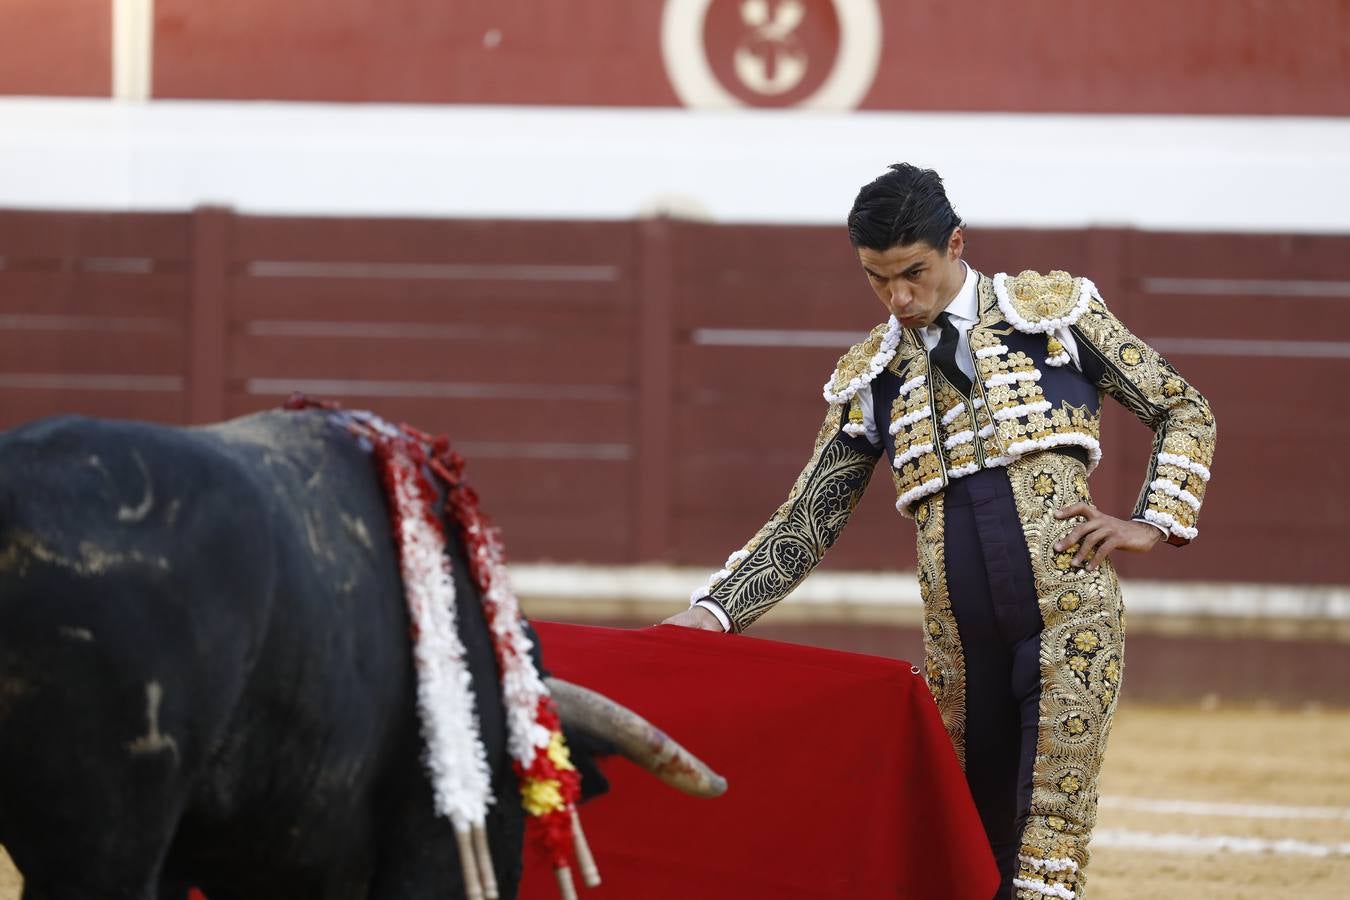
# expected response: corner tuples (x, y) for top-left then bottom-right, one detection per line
(3, 701), (1348, 898)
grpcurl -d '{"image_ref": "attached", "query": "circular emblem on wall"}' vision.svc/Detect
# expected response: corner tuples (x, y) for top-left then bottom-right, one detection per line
(662, 0), (882, 109)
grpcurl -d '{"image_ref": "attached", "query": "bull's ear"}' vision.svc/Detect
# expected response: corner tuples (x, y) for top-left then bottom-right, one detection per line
(560, 727), (613, 803)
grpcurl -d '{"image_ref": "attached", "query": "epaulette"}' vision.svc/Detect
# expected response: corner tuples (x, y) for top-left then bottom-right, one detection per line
(821, 318), (900, 404)
(992, 269), (1099, 334)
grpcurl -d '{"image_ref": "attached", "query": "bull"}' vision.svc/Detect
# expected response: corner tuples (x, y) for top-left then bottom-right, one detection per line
(0, 409), (722, 900)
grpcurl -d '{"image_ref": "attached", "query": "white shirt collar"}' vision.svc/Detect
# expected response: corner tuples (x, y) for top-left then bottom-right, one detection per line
(941, 261), (979, 324)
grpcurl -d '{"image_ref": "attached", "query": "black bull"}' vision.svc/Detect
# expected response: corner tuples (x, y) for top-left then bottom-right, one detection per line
(0, 410), (717, 900)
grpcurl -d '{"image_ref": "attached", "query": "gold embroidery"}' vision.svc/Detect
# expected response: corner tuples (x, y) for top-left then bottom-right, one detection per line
(1007, 453), (1125, 899)
(913, 496), (967, 767)
(709, 405), (878, 630)
(1072, 297), (1216, 541)
(1007, 269), (1079, 321)
(826, 321), (892, 398)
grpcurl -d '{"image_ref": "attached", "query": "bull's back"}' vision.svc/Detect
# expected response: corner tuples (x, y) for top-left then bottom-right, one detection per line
(0, 410), (414, 886)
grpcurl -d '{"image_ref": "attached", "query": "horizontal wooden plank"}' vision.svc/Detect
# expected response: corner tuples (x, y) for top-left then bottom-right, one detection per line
(675, 345), (842, 401)
(0, 211), (191, 261)
(670, 483), (911, 572)
(1115, 527), (1349, 585)
(452, 458), (635, 563)
(674, 398), (835, 456)
(226, 392), (634, 445)
(0, 331), (187, 376)
(227, 334), (635, 385)
(1126, 231), (1350, 280)
(231, 215), (637, 266)
(1121, 294), (1350, 343)
(960, 228), (1100, 280)
(0, 389), (186, 430)
(487, 512), (634, 564)
(0, 271), (190, 319)
(230, 275), (634, 322)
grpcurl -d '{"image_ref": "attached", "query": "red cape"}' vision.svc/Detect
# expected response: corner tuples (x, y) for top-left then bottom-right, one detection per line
(522, 623), (998, 899)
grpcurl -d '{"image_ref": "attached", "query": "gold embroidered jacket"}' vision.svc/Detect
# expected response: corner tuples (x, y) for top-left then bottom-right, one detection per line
(693, 270), (1216, 632)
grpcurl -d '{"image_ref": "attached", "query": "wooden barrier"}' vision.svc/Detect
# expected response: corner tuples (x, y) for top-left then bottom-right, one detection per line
(1, 209), (1345, 584)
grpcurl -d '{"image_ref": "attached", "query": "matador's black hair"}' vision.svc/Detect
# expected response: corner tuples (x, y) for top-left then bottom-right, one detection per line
(847, 163), (964, 252)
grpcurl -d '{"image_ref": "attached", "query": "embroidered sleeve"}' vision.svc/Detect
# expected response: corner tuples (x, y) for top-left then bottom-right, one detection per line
(1070, 297), (1216, 545)
(690, 403), (881, 631)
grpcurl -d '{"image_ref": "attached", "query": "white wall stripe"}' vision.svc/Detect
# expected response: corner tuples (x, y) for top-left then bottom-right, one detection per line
(244, 378), (627, 402)
(1141, 278), (1350, 299)
(111, 0), (155, 103)
(692, 328), (864, 348)
(504, 564), (1350, 620)
(693, 329), (1350, 359)
(0, 373), (182, 392)
(1148, 337), (1350, 359)
(2, 99), (1349, 231)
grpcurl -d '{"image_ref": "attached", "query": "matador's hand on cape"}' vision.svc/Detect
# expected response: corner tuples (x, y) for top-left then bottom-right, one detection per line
(661, 606), (725, 631)
(1053, 502), (1163, 570)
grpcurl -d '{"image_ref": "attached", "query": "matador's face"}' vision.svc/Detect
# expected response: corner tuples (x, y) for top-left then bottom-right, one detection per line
(856, 228), (966, 329)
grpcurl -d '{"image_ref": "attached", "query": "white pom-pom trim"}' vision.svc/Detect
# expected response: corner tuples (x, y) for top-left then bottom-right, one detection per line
(1144, 508), (1199, 541)
(842, 422), (868, 437)
(943, 430), (974, 450)
(898, 373), (928, 396)
(1150, 477), (1202, 510)
(896, 476), (945, 512)
(986, 369), (1043, 387)
(977, 424), (996, 439)
(1157, 452), (1212, 482)
(822, 317), (901, 404)
(975, 344), (1009, 359)
(940, 402), (967, 426)
(947, 462), (981, 478)
(724, 548), (750, 568)
(894, 442), (936, 467)
(972, 396), (985, 409)
(994, 272), (1095, 334)
(1019, 856), (1079, 874)
(1045, 351), (1072, 367)
(1013, 877), (1076, 899)
(993, 400), (1053, 421)
(692, 549), (752, 602)
(981, 432), (1103, 473)
(889, 405), (932, 433)
(387, 453), (492, 829)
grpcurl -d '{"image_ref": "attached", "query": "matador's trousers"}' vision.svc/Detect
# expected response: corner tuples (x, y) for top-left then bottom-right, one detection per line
(912, 452), (1125, 900)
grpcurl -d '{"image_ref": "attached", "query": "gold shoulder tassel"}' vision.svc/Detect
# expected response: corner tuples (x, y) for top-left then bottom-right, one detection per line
(848, 395), (865, 429)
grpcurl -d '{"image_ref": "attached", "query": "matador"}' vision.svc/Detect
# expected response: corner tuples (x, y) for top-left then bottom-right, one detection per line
(665, 164), (1216, 899)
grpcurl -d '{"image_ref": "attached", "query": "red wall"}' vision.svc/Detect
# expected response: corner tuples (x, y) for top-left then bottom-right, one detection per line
(0, 0), (109, 97)
(1, 209), (1346, 585)
(4, 0), (1347, 115)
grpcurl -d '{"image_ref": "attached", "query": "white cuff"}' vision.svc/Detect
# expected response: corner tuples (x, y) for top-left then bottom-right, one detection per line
(1133, 516), (1169, 539)
(693, 598), (732, 632)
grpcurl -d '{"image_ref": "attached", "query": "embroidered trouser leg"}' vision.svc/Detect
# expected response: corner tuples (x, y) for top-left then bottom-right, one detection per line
(1005, 454), (1125, 900)
(938, 468), (1043, 898)
(914, 454), (1123, 900)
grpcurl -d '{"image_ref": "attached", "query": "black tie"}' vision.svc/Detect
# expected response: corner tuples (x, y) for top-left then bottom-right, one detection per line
(931, 312), (972, 397)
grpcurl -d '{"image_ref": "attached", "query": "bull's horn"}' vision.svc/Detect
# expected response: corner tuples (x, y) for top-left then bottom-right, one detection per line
(545, 677), (727, 798)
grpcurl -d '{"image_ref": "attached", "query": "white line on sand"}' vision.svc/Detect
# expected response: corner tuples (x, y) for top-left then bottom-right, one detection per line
(1094, 829), (1350, 858)
(1101, 796), (1350, 822)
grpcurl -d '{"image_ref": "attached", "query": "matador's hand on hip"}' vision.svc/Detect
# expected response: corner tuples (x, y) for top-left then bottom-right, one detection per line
(1053, 502), (1163, 570)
